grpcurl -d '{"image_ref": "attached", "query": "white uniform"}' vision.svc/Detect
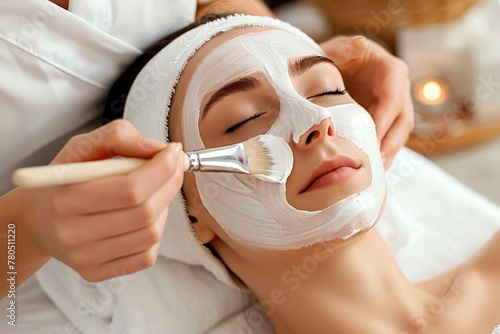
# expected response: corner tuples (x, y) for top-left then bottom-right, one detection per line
(0, 0), (196, 194)
(0, 2), (260, 334)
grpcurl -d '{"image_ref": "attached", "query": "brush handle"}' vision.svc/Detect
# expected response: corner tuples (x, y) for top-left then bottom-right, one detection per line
(13, 141), (253, 188)
(12, 136), (286, 188)
(12, 158), (147, 188)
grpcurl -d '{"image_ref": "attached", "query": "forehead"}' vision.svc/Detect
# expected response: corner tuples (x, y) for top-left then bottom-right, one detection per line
(170, 26), (323, 139)
(195, 29), (323, 78)
(179, 26), (324, 91)
(178, 27), (272, 91)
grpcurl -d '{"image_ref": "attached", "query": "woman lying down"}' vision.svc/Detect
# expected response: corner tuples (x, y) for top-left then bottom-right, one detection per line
(112, 14), (500, 334)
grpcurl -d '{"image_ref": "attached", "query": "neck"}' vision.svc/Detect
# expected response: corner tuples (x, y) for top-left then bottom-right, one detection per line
(236, 230), (433, 333)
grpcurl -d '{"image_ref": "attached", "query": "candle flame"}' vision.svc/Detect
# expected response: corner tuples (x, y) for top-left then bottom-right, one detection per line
(422, 81), (442, 102)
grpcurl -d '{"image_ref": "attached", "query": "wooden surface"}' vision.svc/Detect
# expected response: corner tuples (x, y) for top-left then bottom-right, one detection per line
(406, 118), (500, 157)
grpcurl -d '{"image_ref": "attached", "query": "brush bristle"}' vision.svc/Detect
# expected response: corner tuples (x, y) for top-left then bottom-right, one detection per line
(243, 135), (293, 183)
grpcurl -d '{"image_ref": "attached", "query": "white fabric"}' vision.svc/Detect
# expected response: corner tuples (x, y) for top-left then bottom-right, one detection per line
(35, 257), (254, 334)
(0, 275), (76, 333)
(0, 0), (196, 195)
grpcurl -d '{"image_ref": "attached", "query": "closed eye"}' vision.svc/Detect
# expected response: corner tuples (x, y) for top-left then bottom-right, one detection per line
(307, 88), (347, 99)
(224, 112), (265, 134)
(222, 88), (346, 134)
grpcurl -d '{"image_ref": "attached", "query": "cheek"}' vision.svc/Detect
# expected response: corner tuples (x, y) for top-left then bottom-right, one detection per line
(184, 176), (243, 259)
(182, 174), (206, 216)
(168, 106), (183, 144)
(284, 147), (307, 193)
(182, 174), (230, 238)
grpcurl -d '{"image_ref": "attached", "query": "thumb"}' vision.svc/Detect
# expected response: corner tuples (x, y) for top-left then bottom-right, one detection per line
(321, 35), (368, 68)
(52, 119), (167, 164)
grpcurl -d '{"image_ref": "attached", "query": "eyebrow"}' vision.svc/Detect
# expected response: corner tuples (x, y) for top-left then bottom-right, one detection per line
(289, 55), (335, 77)
(201, 55), (335, 119)
(201, 77), (261, 120)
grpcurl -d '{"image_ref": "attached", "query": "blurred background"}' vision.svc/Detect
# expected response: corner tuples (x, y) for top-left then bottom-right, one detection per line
(264, 0), (500, 205)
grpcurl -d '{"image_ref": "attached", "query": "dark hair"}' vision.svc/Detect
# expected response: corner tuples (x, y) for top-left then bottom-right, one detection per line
(101, 14), (229, 125)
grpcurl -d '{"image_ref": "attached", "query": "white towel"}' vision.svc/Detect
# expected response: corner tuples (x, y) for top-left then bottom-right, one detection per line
(37, 257), (258, 334)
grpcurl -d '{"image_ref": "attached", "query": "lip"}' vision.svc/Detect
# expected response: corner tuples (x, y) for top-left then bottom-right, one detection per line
(299, 156), (361, 194)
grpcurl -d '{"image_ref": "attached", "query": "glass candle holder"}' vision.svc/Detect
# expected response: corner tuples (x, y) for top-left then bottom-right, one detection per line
(413, 78), (452, 118)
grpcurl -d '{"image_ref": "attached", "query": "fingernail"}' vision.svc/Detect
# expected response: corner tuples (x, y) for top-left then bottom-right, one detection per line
(353, 36), (367, 49)
(178, 153), (189, 171)
(176, 144), (186, 170)
(188, 215), (198, 224)
(174, 142), (183, 152)
(173, 143), (183, 159)
(142, 137), (166, 150)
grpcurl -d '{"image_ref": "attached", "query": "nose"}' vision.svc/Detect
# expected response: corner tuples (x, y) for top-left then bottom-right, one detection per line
(295, 118), (335, 149)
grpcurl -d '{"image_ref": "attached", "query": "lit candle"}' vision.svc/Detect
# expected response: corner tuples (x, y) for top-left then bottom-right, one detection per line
(413, 78), (451, 117)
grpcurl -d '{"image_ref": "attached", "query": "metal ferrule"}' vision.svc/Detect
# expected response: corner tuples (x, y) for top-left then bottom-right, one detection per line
(185, 143), (249, 174)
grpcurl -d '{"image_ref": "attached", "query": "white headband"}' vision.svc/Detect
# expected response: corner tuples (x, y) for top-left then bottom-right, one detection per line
(124, 14), (321, 287)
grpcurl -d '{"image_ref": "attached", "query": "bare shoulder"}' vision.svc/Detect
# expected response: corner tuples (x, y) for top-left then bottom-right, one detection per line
(415, 231), (500, 333)
(469, 230), (500, 277)
(447, 230), (500, 312)
(446, 231), (500, 332)
(417, 230), (500, 293)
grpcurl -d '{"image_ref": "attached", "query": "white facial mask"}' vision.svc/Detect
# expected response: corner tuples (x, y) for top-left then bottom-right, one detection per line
(181, 30), (386, 250)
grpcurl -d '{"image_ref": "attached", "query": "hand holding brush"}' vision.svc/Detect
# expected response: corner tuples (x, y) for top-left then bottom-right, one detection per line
(13, 135), (292, 188)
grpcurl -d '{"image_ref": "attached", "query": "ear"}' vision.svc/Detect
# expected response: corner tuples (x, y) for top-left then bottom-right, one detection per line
(182, 173), (217, 244)
(188, 214), (216, 244)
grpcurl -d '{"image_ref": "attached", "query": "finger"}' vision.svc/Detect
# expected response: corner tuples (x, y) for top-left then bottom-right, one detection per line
(80, 242), (162, 282)
(53, 143), (184, 215)
(370, 94), (401, 142)
(64, 208), (165, 270)
(60, 206), (169, 281)
(62, 167), (184, 243)
(99, 208), (168, 281)
(379, 114), (412, 169)
(52, 119), (167, 164)
(321, 35), (368, 68)
(93, 213), (166, 264)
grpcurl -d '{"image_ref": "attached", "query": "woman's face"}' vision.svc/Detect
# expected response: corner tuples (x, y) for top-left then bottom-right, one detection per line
(170, 27), (371, 211)
(169, 26), (385, 252)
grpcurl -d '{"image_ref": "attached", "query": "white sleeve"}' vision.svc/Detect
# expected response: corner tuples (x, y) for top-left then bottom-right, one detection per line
(0, 0), (196, 194)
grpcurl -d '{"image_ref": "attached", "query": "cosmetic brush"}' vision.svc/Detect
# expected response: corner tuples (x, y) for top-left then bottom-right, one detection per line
(12, 134), (293, 188)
